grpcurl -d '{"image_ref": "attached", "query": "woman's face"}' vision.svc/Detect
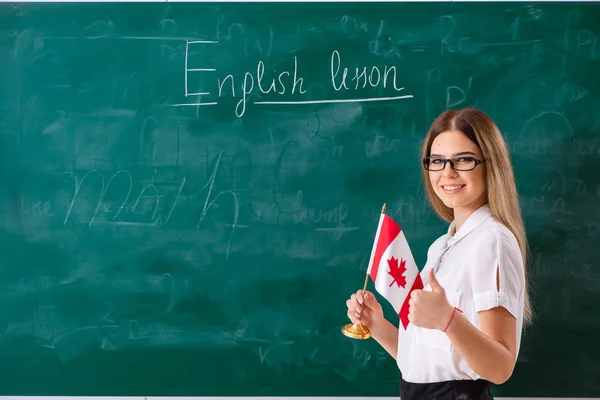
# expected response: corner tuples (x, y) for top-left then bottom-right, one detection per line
(427, 130), (487, 215)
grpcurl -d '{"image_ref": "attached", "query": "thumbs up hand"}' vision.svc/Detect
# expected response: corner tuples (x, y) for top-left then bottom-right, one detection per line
(408, 269), (454, 331)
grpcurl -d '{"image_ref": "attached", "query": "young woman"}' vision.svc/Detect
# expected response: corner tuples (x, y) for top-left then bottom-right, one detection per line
(345, 108), (531, 399)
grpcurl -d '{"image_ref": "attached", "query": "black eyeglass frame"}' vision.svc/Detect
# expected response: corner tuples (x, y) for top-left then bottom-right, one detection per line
(422, 156), (486, 171)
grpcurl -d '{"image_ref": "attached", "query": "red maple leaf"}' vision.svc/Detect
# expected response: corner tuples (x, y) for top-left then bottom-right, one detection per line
(387, 256), (407, 288)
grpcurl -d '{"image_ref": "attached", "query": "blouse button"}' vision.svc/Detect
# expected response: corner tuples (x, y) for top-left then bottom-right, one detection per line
(498, 292), (508, 306)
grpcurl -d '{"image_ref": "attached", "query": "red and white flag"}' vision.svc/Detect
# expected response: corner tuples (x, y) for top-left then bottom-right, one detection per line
(367, 212), (424, 330)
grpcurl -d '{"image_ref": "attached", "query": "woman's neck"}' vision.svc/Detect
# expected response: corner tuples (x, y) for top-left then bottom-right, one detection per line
(452, 201), (487, 235)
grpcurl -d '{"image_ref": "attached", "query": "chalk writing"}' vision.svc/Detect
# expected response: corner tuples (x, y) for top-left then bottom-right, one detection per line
(20, 199), (54, 217)
(340, 15), (370, 37)
(573, 137), (600, 156)
(368, 20), (401, 59)
(564, 10), (600, 60)
(60, 153), (239, 255)
(10, 276), (55, 295)
(128, 320), (184, 343)
(172, 42), (413, 116)
(293, 203), (348, 226)
(330, 50), (403, 92)
(540, 174), (589, 198)
(365, 133), (400, 158)
(376, 196), (432, 225)
(439, 15), (456, 54)
(521, 195), (572, 216)
(531, 252), (594, 281)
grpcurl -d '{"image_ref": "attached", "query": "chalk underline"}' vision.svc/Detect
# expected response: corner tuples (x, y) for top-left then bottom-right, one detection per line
(169, 94), (413, 107)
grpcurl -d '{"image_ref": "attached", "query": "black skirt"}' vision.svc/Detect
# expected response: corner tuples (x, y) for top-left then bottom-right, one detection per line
(400, 377), (493, 400)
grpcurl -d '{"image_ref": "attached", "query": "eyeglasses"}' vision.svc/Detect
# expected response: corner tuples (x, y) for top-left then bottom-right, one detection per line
(422, 156), (485, 171)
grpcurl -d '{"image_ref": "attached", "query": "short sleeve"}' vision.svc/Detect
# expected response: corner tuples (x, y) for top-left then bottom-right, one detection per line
(469, 229), (525, 319)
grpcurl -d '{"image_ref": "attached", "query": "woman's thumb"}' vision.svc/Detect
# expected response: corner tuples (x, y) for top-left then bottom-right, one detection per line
(428, 269), (444, 293)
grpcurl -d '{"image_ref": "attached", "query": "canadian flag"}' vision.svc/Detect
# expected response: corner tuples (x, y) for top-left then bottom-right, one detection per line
(367, 212), (424, 330)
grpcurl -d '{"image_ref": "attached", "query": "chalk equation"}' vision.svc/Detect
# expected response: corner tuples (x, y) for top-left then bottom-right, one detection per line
(171, 43), (414, 116)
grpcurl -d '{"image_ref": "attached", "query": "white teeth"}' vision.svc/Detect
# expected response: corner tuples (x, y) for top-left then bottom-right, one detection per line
(442, 185), (465, 190)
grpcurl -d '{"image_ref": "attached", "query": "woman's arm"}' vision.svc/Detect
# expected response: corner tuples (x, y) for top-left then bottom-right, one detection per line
(445, 306), (517, 384)
(347, 291), (399, 360)
(409, 269), (518, 385)
(371, 319), (400, 360)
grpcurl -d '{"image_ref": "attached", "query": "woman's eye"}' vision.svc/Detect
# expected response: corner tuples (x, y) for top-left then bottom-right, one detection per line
(431, 159), (443, 164)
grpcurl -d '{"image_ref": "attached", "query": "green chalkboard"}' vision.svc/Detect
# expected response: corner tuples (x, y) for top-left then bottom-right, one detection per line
(0, 1), (599, 397)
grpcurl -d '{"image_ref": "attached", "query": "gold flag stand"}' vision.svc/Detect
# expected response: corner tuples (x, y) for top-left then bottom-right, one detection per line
(341, 203), (386, 340)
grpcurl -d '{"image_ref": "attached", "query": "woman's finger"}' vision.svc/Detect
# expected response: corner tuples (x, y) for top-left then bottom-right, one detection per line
(355, 290), (365, 304)
(346, 299), (353, 310)
(347, 309), (356, 323)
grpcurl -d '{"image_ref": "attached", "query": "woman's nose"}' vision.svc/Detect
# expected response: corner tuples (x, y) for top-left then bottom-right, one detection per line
(442, 161), (458, 178)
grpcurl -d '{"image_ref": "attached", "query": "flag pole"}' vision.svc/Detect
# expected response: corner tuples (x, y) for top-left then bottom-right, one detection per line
(341, 203), (386, 340)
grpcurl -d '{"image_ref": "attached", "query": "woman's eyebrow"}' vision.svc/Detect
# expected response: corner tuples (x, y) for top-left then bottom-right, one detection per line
(429, 151), (477, 157)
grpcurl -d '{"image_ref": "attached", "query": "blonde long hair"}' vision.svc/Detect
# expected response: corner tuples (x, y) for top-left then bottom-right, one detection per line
(421, 108), (532, 327)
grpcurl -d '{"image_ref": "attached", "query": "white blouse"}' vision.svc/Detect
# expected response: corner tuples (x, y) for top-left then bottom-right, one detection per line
(396, 204), (525, 383)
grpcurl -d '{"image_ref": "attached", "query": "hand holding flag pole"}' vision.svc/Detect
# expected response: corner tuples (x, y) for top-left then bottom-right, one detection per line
(341, 203), (387, 340)
(342, 202), (424, 340)
(341, 262), (373, 339)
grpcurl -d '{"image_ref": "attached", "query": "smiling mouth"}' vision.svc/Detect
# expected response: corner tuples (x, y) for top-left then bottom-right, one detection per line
(441, 184), (465, 193)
